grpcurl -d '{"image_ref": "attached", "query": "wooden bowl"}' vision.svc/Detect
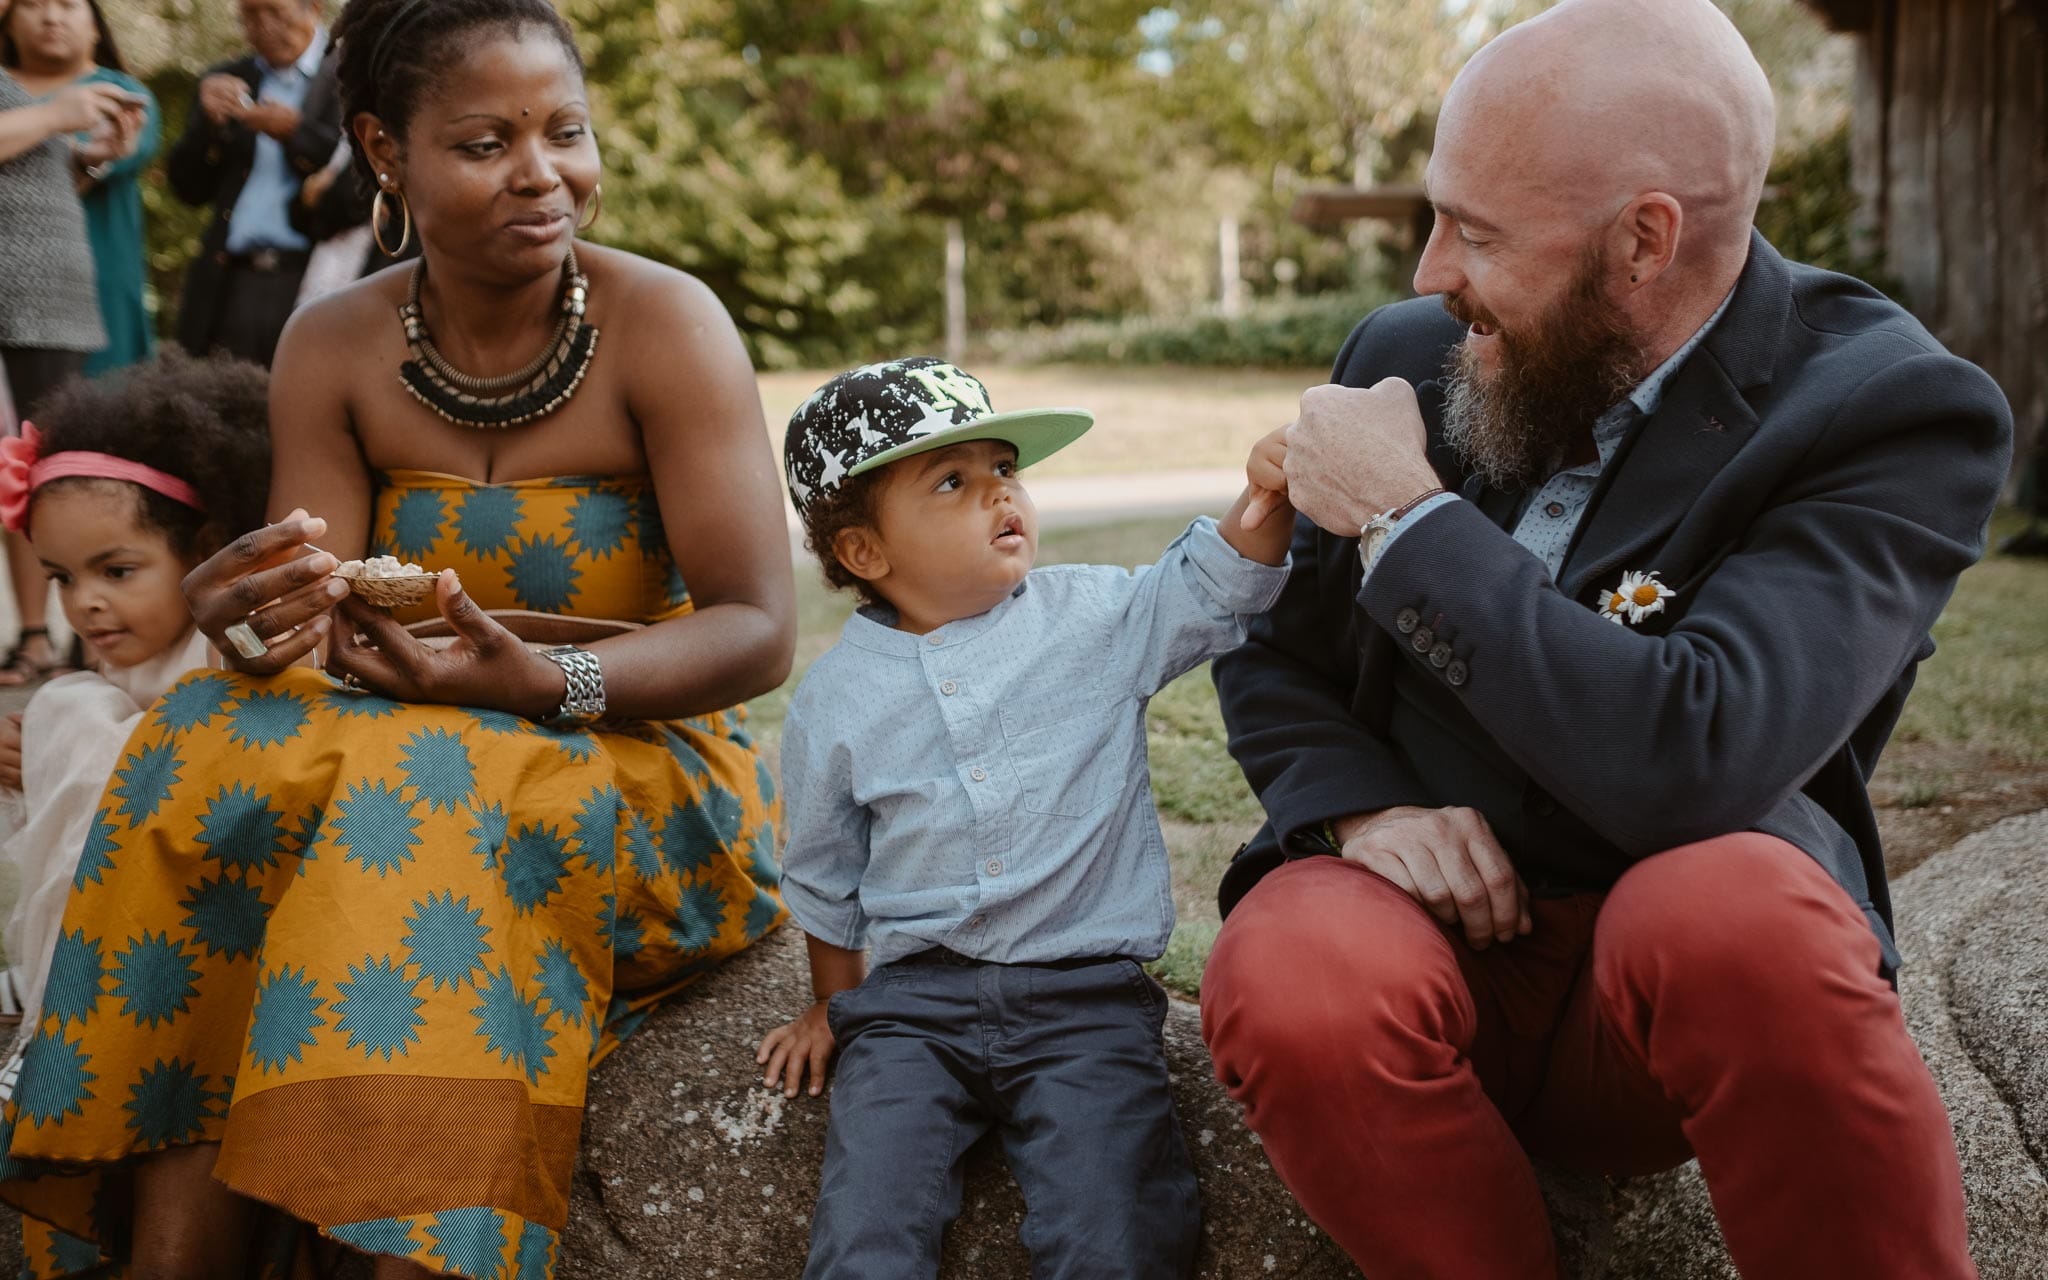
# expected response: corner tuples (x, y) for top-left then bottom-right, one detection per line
(334, 564), (439, 608)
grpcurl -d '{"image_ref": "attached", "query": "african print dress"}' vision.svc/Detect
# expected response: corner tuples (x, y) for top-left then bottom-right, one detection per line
(0, 471), (785, 1278)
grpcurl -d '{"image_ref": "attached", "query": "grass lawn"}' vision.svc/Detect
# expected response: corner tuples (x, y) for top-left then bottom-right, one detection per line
(1890, 508), (2048, 764)
(753, 508), (2048, 999)
(756, 364), (1325, 478)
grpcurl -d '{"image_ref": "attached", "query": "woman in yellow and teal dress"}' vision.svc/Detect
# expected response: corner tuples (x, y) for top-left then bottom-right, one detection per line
(0, 0), (795, 1274)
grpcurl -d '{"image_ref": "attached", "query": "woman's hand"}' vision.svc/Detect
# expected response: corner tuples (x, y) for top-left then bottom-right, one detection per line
(324, 572), (567, 717)
(182, 510), (348, 674)
(41, 81), (137, 137)
(756, 1001), (839, 1098)
(0, 712), (23, 792)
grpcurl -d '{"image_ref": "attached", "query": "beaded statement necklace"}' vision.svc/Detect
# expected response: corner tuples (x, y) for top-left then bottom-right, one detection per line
(397, 248), (599, 430)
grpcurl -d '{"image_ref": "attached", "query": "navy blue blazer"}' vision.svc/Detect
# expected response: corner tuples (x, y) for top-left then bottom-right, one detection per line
(1214, 233), (2013, 972)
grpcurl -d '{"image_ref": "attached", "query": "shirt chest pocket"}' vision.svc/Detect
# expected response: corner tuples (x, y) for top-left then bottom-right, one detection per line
(998, 694), (1132, 818)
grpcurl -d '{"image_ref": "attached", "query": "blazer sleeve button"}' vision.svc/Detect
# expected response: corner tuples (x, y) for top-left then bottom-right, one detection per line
(1410, 626), (1435, 653)
(1445, 659), (1469, 687)
(1395, 607), (1420, 635)
(1429, 642), (1452, 669)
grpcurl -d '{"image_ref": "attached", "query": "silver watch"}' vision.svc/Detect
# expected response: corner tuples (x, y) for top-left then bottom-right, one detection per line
(1360, 488), (1450, 572)
(539, 645), (605, 727)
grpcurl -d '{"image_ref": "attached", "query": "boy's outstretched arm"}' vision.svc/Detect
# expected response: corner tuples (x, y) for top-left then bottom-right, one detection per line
(1221, 424), (1294, 566)
(756, 933), (867, 1098)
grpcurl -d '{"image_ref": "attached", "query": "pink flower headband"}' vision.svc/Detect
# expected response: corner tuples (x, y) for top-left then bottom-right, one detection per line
(0, 422), (207, 535)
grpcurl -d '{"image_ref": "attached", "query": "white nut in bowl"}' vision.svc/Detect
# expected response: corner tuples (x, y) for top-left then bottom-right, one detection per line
(333, 556), (440, 607)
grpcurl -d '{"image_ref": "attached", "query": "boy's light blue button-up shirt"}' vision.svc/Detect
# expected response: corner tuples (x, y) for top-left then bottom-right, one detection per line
(778, 517), (1289, 967)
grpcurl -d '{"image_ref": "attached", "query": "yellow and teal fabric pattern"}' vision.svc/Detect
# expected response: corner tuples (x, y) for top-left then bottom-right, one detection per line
(0, 473), (785, 1278)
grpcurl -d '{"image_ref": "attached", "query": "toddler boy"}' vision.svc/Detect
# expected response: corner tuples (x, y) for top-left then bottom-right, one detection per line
(757, 357), (1292, 1278)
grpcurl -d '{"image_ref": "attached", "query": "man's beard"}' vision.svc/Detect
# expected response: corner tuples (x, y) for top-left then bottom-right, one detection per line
(1439, 248), (1648, 492)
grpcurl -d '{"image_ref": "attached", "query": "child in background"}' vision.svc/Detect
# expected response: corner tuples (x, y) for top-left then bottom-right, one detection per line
(0, 351), (270, 1037)
(756, 357), (1293, 1278)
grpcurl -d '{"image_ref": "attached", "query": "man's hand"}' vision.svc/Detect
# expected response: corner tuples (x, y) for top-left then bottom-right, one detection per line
(757, 1001), (838, 1098)
(237, 101), (301, 142)
(0, 713), (21, 792)
(1335, 806), (1532, 949)
(1283, 379), (1442, 537)
(197, 74), (251, 127)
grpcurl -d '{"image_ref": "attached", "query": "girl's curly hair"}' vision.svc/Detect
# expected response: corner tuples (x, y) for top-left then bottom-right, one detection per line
(28, 350), (271, 557)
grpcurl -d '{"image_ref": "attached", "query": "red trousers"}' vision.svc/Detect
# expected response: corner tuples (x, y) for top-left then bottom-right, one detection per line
(1200, 833), (1974, 1279)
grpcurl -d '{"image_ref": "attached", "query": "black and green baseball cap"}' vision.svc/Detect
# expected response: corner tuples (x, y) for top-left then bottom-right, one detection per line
(784, 357), (1093, 515)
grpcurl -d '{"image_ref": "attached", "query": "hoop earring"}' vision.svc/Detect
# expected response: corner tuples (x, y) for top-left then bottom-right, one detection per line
(373, 186), (412, 257)
(577, 183), (602, 232)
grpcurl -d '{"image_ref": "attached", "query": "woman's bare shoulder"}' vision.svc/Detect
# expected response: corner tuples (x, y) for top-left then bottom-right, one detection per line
(579, 243), (734, 333)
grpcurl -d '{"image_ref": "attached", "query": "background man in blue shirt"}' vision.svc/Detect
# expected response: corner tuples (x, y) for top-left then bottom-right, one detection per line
(167, 0), (340, 365)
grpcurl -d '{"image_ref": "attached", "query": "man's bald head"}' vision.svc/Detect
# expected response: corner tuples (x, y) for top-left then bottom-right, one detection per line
(1438, 0), (1775, 269)
(1414, 0), (1778, 491)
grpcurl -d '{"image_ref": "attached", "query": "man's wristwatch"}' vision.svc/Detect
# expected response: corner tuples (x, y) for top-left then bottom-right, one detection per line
(1361, 488), (1449, 569)
(539, 645), (606, 727)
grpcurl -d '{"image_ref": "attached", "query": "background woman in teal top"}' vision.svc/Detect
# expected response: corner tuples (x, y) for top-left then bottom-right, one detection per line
(2, 0), (159, 376)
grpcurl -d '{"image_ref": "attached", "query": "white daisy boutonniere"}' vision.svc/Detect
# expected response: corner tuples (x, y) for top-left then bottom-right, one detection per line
(1599, 570), (1676, 625)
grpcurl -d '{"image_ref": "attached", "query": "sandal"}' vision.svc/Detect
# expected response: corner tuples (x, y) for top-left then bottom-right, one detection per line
(0, 626), (79, 687)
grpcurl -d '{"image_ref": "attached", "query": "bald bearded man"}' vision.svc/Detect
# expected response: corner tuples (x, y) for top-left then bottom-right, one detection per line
(1204, 1), (2011, 1276)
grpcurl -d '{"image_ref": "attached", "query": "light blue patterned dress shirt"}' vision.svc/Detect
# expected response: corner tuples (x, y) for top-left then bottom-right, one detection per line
(223, 27), (326, 255)
(778, 517), (1290, 967)
(1374, 288), (1735, 581)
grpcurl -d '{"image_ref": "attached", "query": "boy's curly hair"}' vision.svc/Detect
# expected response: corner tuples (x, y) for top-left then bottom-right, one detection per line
(28, 350), (272, 558)
(799, 470), (888, 609)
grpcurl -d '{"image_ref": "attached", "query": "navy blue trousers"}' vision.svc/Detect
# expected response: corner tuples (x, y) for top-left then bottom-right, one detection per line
(805, 953), (1200, 1279)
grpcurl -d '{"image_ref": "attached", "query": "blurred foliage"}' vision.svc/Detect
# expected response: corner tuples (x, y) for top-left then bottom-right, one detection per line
(104, 0), (1860, 368)
(988, 288), (1394, 369)
(1755, 123), (1893, 290)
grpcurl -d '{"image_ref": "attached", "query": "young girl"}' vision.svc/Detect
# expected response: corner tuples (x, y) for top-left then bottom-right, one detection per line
(0, 351), (269, 1038)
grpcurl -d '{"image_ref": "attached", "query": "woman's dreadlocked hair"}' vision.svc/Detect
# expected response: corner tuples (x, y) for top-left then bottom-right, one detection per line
(332, 0), (583, 187)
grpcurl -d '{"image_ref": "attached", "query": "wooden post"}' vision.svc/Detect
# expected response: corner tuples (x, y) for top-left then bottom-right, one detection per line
(944, 217), (967, 364)
(1219, 216), (1244, 318)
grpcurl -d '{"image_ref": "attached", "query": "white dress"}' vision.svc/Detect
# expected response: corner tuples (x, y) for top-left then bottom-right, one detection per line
(0, 627), (212, 1032)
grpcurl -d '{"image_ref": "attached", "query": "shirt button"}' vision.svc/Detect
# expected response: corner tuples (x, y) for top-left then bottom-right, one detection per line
(1395, 607), (1420, 635)
(969, 766), (987, 782)
(927, 633), (944, 646)
(1446, 659), (1470, 688)
(1429, 641), (1452, 669)
(985, 859), (1003, 876)
(1410, 625), (1434, 653)
(940, 679), (958, 695)
(1545, 502), (1566, 518)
